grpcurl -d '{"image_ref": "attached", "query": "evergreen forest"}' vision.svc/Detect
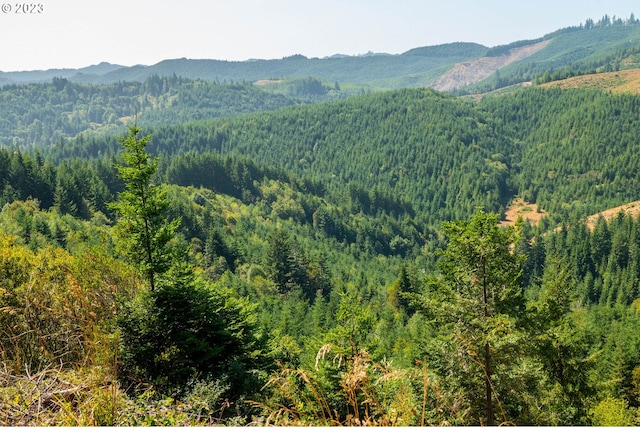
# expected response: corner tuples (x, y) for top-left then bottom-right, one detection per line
(4, 19), (640, 426)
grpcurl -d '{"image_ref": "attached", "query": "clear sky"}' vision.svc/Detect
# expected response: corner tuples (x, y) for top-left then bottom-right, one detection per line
(0, 0), (638, 72)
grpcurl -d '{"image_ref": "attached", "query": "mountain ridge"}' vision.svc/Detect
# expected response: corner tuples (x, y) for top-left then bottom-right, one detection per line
(0, 42), (487, 86)
(2, 16), (640, 93)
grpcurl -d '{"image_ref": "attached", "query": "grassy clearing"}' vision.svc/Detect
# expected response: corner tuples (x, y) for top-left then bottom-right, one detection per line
(542, 68), (640, 94)
(501, 197), (546, 227)
(584, 200), (640, 230)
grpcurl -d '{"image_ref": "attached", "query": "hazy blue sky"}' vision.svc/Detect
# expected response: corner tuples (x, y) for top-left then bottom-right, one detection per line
(0, 0), (637, 71)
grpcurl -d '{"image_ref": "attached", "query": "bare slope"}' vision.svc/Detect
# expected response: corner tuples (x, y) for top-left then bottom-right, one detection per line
(429, 39), (552, 92)
(584, 201), (640, 230)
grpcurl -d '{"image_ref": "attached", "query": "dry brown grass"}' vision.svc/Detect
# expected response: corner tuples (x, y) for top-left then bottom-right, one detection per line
(253, 345), (459, 426)
(500, 197), (547, 227)
(542, 68), (640, 94)
(584, 200), (640, 231)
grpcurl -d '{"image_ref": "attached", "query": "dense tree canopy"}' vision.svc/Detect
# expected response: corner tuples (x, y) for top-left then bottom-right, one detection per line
(4, 75), (640, 424)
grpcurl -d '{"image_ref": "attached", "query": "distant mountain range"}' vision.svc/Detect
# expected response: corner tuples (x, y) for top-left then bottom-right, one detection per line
(0, 42), (486, 89)
(2, 15), (640, 93)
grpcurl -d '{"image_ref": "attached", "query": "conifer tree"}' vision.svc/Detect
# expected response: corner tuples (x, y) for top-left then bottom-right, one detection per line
(417, 209), (525, 425)
(109, 125), (179, 290)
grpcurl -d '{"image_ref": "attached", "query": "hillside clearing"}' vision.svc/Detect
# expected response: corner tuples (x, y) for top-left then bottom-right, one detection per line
(502, 199), (640, 233)
(501, 197), (546, 227)
(254, 79), (283, 85)
(429, 39), (552, 92)
(542, 68), (640, 94)
(585, 200), (640, 230)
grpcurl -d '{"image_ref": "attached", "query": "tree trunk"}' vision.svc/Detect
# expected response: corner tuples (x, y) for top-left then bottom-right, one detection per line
(482, 258), (494, 425)
(485, 340), (493, 425)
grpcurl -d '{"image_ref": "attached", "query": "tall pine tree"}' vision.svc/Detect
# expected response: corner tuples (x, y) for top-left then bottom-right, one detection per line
(109, 125), (179, 290)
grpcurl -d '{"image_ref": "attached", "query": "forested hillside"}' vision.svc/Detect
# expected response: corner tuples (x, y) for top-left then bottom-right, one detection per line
(0, 76), (320, 148)
(6, 15), (640, 422)
(40, 89), (512, 228)
(460, 14), (640, 92)
(35, 85), (640, 229)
